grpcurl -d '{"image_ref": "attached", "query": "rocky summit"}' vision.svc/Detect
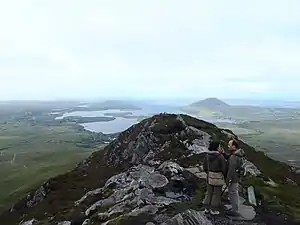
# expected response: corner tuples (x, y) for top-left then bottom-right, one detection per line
(1, 114), (300, 225)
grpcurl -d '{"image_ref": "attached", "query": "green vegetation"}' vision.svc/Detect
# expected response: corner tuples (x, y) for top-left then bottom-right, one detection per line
(222, 119), (300, 167)
(242, 175), (300, 222)
(0, 121), (101, 213)
(0, 101), (118, 213)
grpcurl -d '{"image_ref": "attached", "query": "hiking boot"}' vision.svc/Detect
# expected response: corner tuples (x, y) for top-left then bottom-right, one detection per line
(210, 209), (220, 215)
(226, 210), (240, 217)
(204, 208), (210, 214)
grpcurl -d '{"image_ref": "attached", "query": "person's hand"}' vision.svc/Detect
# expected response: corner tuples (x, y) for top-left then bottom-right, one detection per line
(226, 179), (231, 185)
(219, 147), (225, 153)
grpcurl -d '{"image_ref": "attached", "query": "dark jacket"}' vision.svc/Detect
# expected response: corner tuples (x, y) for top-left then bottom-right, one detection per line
(221, 152), (230, 161)
(226, 149), (244, 183)
(203, 151), (227, 177)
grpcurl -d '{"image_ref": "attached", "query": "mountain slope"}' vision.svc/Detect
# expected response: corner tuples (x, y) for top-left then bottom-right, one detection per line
(190, 98), (230, 109)
(1, 114), (300, 225)
(181, 98), (231, 116)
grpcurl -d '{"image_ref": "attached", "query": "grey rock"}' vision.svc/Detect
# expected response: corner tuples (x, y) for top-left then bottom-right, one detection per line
(225, 195), (256, 221)
(176, 115), (188, 127)
(26, 186), (47, 208)
(19, 219), (38, 225)
(75, 187), (103, 206)
(85, 187), (131, 216)
(244, 160), (261, 176)
(98, 212), (109, 221)
(135, 188), (155, 199)
(105, 127), (160, 167)
(265, 178), (278, 187)
(105, 172), (128, 189)
(128, 205), (158, 216)
(185, 167), (207, 179)
(149, 196), (178, 206)
(57, 222), (71, 225)
(81, 163), (180, 219)
(82, 219), (90, 225)
(155, 214), (172, 224)
(146, 222), (156, 225)
(239, 204), (257, 221)
(158, 161), (183, 176)
(124, 132), (159, 164)
(147, 173), (169, 189)
(165, 191), (187, 199)
(148, 159), (161, 166)
(184, 139), (209, 154)
(247, 186), (257, 207)
(161, 209), (212, 225)
(286, 177), (297, 186)
(107, 202), (127, 216)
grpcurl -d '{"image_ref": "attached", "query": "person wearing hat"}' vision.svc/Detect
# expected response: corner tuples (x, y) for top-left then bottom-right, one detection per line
(203, 140), (227, 215)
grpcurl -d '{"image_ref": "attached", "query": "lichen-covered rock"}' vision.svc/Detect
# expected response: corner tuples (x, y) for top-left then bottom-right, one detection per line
(57, 221), (71, 225)
(158, 161), (183, 177)
(245, 160), (261, 176)
(161, 210), (212, 225)
(75, 187), (103, 206)
(82, 164), (178, 219)
(81, 219), (89, 225)
(26, 186), (47, 208)
(19, 219), (38, 225)
(185, 167), (207, 180)
(128, 205), (158, 216)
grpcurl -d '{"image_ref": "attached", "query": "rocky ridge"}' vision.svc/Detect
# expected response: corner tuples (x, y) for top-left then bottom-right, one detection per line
(1, 114), (300, 225)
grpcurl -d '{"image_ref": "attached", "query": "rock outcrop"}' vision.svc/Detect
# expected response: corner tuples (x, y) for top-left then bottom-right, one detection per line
(1, 114), (300, 225)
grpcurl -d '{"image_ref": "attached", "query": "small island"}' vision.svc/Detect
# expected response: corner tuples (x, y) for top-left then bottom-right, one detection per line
(60, 116), (116, 123)
(103, 112), (133, 117)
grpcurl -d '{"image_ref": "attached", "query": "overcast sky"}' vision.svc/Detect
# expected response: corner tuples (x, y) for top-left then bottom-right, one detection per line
(0, 0), (299, 100)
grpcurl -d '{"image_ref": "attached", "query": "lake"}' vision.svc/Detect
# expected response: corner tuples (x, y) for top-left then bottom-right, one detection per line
(55, 105), (235, 134)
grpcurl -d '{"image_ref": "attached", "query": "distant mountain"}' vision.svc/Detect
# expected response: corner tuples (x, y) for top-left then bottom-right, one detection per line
(189, 98), (230, 108)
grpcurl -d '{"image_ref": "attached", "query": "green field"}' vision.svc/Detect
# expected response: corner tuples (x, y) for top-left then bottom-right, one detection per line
(237, 119), (300, 166)
(218, 119), (300, 167)
(0, 105), (112, 213)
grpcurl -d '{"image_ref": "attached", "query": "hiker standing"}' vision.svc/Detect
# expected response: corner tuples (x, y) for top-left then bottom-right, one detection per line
(226, 139), (245, 217)
(203, 141), (227, 215)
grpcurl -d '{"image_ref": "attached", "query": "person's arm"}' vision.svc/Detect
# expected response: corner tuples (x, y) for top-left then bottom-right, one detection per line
(222, 152), (230, 160)
(226, 155), (236, 183)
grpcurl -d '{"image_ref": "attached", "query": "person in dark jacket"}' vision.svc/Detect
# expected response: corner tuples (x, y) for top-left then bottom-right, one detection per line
(203, 140), (227, 215)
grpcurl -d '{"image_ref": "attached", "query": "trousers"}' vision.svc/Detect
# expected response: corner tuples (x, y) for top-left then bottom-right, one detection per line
(228, 182), (239, 213)
(203, 184), (222, 210)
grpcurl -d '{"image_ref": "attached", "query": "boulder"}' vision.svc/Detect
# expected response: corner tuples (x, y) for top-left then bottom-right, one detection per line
(19, 219), (38, 225)
(26, 186), (47, 208)
(57, 222), (71, 225)
(161, 210), (212, 225)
